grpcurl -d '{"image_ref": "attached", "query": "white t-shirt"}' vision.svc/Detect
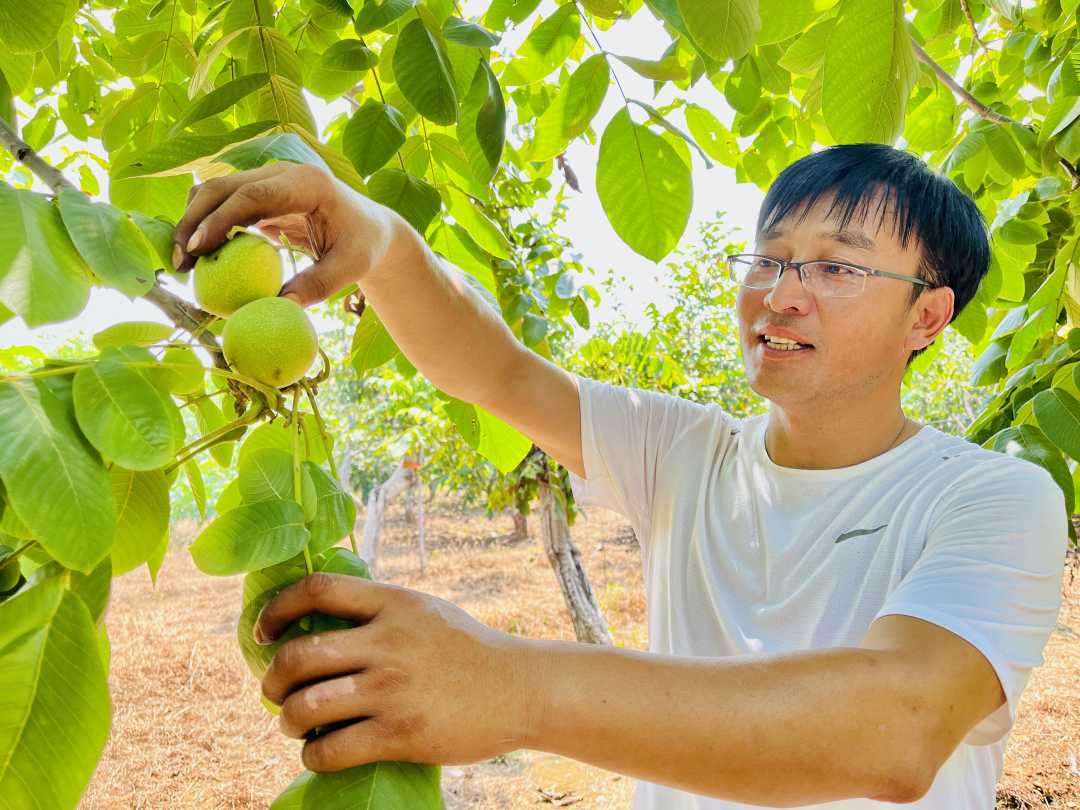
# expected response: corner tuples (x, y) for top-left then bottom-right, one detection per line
(566, 374), (1068, 810)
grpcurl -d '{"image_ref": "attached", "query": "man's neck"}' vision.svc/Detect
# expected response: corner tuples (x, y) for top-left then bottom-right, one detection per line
(763, 405), (922, 470)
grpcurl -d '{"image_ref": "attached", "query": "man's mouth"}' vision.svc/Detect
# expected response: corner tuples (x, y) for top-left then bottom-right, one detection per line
(759, 334), (814, 351)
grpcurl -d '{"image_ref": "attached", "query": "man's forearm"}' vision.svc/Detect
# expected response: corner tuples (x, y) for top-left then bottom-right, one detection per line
(516, 639), (932, 807)
(357, 219), (521, 404)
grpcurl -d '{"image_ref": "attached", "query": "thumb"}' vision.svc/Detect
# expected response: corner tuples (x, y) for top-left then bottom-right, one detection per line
(278, 251), (358, 308)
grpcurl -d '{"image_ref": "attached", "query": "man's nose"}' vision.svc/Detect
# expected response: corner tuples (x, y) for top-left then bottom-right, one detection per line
(763, 266), (812, 312)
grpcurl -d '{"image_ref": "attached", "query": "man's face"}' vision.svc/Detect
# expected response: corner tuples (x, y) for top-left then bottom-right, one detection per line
(735, 192), (935, 408)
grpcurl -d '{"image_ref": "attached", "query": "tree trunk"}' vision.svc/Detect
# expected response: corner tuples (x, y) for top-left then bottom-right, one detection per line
(537, 481), (612, 645)
(512, 508), (528, 541)
(337, 438), (354, 492)
(360, 459), (416, 577)
(416, 447), (426, 575)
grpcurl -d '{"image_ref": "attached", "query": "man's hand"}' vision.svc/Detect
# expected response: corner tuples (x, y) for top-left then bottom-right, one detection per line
(171, 163), (412, 307)
(253, 572), (545, 773)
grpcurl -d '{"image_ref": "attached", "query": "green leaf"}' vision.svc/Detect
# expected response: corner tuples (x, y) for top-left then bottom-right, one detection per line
(354, 0), (414, 34)
(195, 396), (237, 467)
(351, 305), (401, 374)
(984, 125), (1025, 178)
(821, 0), (916, 143)
(987, 425), (1074, 516)
(0, 379), (115, 573)
(778, 16), (834, 73)
(528, 54), (610, 162)
(1033, 388), (1080, 462)
(111, 121), (278, 179)
(304, 462), (357, 554)
(216, 132), (332, 173)
(444, 186), (512, 259)
(282, 762), (443, 809)
(239, 417), (329, 466)
(969, 339), (1008, 387)
(501, 4), (581, 86)
(443, 398), (533, 474)
(675, 0), (759, 62)
(239, 448), (317, 515)
(522, 312), (548, 346)
(442, 16), (500, 47)
(723, 55), (761, 114)
(0, 183), (92, 327)
(185, 459), (206, 524)
(56, 189), (159, 298)
(168, 73), (271, 135)
(458, 60), (505, 184)
(757, 0), (821, 44)
(342, 100), (407, 176)
(22, 106), (57, 152)
(0, 0), (71, 54)
(393, 18), (459, 125)
(596, 109), (692, 262)
(73, 348), (184, 471)
(428, 222), (498, 295)
(237, 554), (310, 680)
(367, 168), (442, 235)
(610, 52), (688, 82)
(69, 555), (113, 626)
(110, 466), (170, 576)
(189, 498), (310, 576)
(684, 105), (738, 167)
(0, 578), (111, 809)
(93, 321), (175, 350)
(321, 40), (379, 71)
(160, 346), (204, 395)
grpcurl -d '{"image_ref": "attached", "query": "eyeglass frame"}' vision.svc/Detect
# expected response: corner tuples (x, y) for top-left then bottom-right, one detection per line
(724, 253), (933, 298)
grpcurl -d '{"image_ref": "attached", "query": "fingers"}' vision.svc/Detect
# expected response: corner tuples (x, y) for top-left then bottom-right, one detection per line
(172, 163), (286, 272)
(277, 671), (376, 739)
(278, 249), (361, 307)
(254, 572), (389, 645)
(301, 715), (391, 773)
(172, 163), (331, 272)
(262, 624), (371, 706)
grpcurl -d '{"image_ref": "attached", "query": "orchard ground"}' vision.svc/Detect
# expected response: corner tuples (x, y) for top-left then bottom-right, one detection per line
(81, 494), (1079, 809)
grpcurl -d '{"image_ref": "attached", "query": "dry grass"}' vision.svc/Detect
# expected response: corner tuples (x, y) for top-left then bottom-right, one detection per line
(80, 494), (1079, 809)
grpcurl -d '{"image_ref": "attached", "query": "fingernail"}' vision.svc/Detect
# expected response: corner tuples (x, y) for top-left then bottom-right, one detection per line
(171, 244), (183, 271)
(254, 627), (271, 646)
(186, 227), (204, 252)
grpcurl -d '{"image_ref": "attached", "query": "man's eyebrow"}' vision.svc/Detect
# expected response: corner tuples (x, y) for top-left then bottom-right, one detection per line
(757, 226), (876, 251)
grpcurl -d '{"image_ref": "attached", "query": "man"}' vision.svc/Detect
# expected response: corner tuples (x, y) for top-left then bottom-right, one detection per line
(172, 143), (1068, 808)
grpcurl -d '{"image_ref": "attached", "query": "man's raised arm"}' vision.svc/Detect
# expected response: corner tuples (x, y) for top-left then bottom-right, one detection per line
(172, 162), (585, 477)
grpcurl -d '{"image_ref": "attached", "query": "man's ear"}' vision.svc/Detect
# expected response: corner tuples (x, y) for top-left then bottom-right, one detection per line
(905, 285), (954, 352)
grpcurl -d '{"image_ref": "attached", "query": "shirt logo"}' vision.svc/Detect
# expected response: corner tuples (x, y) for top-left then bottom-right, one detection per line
(834, 523), (888, 544)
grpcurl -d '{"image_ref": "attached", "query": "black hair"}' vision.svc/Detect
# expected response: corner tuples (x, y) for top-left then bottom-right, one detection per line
(756, 143), (990, 367)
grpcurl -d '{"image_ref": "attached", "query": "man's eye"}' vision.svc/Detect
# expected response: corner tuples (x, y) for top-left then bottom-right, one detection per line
(821, 263), (853, 275)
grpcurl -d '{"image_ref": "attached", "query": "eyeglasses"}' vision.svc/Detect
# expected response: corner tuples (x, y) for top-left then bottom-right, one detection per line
(725, 253), (932, 299)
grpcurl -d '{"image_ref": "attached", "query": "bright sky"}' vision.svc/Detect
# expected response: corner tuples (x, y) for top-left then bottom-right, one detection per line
(0, 3), (766, 354)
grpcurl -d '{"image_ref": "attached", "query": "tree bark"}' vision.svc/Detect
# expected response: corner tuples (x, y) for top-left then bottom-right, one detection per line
(360, 460), (415, 577)
(537, 481), (612, 645)
(512, 508), (528, 541)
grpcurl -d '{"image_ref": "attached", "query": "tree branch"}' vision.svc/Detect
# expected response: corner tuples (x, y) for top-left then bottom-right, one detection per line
(0, 115), (228, 367)
(911, 39), (1080, 187)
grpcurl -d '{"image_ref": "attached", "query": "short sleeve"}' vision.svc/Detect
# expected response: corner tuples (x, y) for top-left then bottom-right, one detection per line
(567, 373), (728, 540)
(874, 457), (1069, 746)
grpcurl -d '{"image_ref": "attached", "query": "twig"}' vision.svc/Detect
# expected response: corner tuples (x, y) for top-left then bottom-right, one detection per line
(911, 39), (1080, 187)
(960, 0), (986, 48)
(0, 115), (232, 366)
